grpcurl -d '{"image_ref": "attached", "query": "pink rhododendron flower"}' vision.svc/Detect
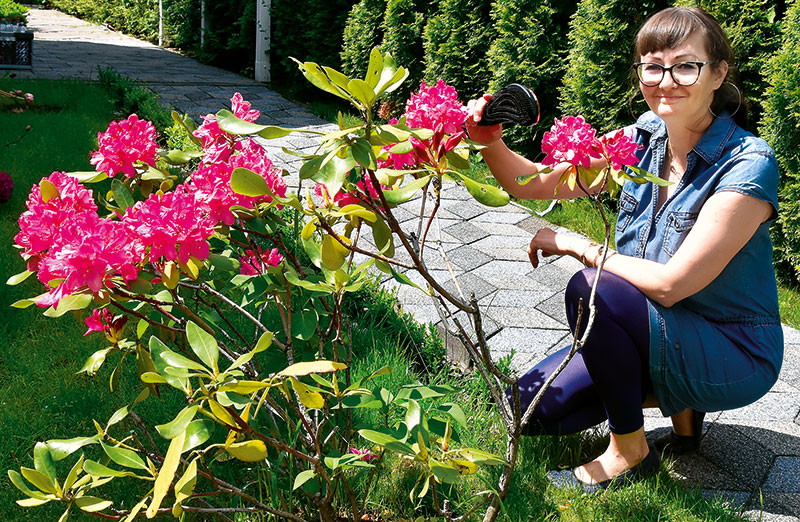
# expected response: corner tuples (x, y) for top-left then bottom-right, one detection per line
(541, 115), (603, 169)
(239, 247), (283, 275)
(404, 80), (469, 134)
(15, 171), (98, 264)
(122, 186), (215, 264)
(189, 140), (287, 225)
(35, 217), (141, 308)
(230, 92), (260, 122)
(84, 308), (128, 343)
(600, 129), (640, 170)
(349, 447), (375, 462)
(90, 114), (157, 178)
(378, 118), (418, 170)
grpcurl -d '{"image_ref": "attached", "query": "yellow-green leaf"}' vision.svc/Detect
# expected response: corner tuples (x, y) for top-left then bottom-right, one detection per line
(122, 495), (149, 522)
(20, 467), (57, 494)
(40, 179), (59, 202)
(289, 377), (324, 409)
(279, 360), (347, 377)
(146, 431), (185, 518)
(171, 458), (197, 517)
(227, 440), (268, 462)
(219, 380), (270, 394)
(208, 399), (237, 428)
(75, 496), (113, 513)
(6, 270), (33, 286)
(44, 293), (92, 318)
(156, 405), (199, 440)
(17, 497), (51, 507)
(321, 234), (349, 271)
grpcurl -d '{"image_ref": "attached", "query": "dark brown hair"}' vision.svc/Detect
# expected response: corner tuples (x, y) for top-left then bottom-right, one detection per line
(635, 7), (745, 125)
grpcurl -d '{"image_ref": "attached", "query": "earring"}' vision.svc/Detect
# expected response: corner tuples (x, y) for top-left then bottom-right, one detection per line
(709, 81), (742, 119)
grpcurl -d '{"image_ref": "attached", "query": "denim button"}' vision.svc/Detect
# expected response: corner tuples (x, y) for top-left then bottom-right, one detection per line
(674, 343), (681, 350)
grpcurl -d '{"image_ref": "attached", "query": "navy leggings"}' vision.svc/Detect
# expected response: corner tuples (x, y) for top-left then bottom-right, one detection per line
(508, 268), (653, 435)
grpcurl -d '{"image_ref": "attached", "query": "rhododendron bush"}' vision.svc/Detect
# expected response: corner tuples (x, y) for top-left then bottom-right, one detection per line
(7, 48), (658, 522)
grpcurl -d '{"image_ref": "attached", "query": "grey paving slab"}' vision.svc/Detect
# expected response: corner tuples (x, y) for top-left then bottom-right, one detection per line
(22, 8), (800, 518)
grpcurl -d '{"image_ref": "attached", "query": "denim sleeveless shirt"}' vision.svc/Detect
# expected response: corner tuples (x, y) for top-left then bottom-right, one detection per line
(616, 111), (783, 417)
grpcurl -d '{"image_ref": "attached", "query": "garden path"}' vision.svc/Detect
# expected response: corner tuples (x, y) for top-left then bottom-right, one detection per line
(14, 8), (800, 520)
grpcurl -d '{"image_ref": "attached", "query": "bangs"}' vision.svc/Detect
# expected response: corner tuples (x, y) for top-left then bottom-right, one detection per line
(636, 8), (708, 57)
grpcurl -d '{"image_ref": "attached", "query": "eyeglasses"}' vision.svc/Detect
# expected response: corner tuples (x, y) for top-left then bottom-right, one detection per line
(633, 61), (715, 87)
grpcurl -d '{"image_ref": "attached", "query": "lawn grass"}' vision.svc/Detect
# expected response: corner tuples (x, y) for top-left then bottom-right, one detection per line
(0, 78), (750, 521)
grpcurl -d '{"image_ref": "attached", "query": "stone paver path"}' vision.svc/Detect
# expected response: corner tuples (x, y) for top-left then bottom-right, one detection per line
(11, 8), (800, 520)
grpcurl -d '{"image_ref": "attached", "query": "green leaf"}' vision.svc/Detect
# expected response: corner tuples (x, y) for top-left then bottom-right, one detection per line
(182, 419), (214, 453)
(291, 307), (319, 341)
(446, 148), (471, 170)
(364, 47), (383, 88)
(149, 336), (190, 391)
(67, 171), (108, 183)
(231, 167), (270, 197)
(141, 166), (168, 180)
(439, 403), (467, 427)
(136, 319), (148, 339)
(6, 270), (33, 286)
(448, 171), (510, 207)
(257, 126), (294, 139)
(17, 497), (52, 507)
(227, 440), (268, 462)
(396, 384), (455, 400)
(101, 442), (149, 471)
(83, 460), (139, 478)
(44, 293), (92, 317)
(33, 443), (57, 483)
(294, 59), (351, 100)
(11, 298), (36, 309)
(369, 218), (394, 257)
(284, 269), (332, 293)
(430, 459), (461, 484)
(75, 496), (113, 513)
(207, 253), (240, 272)
(382, 175), (431, 204)
(456, 448), (508, 466)
(47, 436), (99, 461)
(156, 405), (199, 439)
(293, 469), (316, 490)
(299, 155), (325, 180)
(146, 431), (185, 518)
(172, 458), (197, 517)
(388, 267), (424, 292)
(289, 377), (325, 409)
(40, 179), (59, 202)
(64, 454), (85, 491)
(351, 138), (377, 169)
(347, 78), (375, 108)
(215, 109), (269, 135)
(626, 164), (671, 186)
(160, 350), (208, 372)
(186, 321), (218, 371)
(405, 399), (422, 432)
(8, 470), (50, 500)
(358, 429), (414, 456)
(20, 467), (57, 494)
(111, 179), (134, 211)
(79, 347), (114, 376)
(321, 234), (349, 272)
(279, 360), (347, 377)
(313, 148), (356, 197)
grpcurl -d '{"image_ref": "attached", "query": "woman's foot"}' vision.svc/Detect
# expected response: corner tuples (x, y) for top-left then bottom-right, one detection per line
(653, 408), (706, 456)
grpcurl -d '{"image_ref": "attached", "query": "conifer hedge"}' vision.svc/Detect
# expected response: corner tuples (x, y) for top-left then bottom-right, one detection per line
(487, 0), (575, 157)
(381, 0), (431, 106)
(340, 0), (387, 79)
(761, 0), (800, 285)
(422, 0), (496, 101)
(559, 0), (670, 133)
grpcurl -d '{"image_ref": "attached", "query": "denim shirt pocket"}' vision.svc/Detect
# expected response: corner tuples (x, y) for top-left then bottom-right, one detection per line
(662, 210), (699, 257)
(616, 191), (638, 235)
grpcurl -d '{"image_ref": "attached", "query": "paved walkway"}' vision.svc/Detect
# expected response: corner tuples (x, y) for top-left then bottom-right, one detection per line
(11, 8), (799, 520)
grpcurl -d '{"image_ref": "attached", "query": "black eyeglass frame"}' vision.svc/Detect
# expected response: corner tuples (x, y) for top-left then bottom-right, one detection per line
(632, 61), (716, 87)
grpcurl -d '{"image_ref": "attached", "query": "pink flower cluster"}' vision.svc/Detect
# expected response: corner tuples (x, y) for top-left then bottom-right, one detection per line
(15, 94), (287, 308)
(542, 116), (639, 170)
(90, 114), (157, 178)
(194, 93), (261, 165)
(380, 80), (468, 170)
(239, 247), (283, 275)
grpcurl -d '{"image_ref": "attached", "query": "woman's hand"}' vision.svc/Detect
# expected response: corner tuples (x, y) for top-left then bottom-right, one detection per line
(528, 227), (585, 268)
(465, 94), (503, 146)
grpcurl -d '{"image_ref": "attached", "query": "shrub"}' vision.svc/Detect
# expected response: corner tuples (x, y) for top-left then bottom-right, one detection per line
(761, 0), (800, 285)
(0, 0), (27, 23)
(422, 0), (495, 101)
(97, 66), (172, 132)
(487, 0), (575, 158)
(676, 0), (782, 132)
(340, 0), (387, 79)
(559, 0), (669, 133)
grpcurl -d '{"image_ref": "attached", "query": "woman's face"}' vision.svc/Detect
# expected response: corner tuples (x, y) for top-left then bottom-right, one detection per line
(638, 31), (728, 128)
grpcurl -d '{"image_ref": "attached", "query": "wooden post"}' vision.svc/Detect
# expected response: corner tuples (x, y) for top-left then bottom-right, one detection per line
(255, 0), (271, 83)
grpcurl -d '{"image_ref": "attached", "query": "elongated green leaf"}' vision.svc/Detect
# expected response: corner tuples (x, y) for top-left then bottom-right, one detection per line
(17, 497), (52, 507)
(279, 361), (347, 377)
(146, 431), (185, 518)
(382, 175), (431, 204)
(313, 149), (356, 198)
(75, 496), (113, 513)
(291, 307), (319, 341)
(159, 149), (200, 165)
(284, 269), (333, 293)
(446, 148), (470, 170)
(456, 448), (508, 466)
(149, 336), (190, 391)
(289, 377), (324, 409)
(388, 267), (424, 292)
(230, 167), (270, 197)
(67, 171), (108, 183)
(430, 459), (461, 484)
(6, 270), (33, 286)
(218, 380), (269, 394)
(215, 109), (266, 135)
(227, 440), (268, 462)
(347, 78), (375, 108)
(186, 321), (218, 371)
(122, 495), (149, 522)
(20, 467), (56, 494)
(405, 399), (421, 432)
(364, 47), (383, 88)
(182, 419), (214, 453)
(156, 405), (199, 440)
(79, 347), (114, 376)
(47, 436), (99, 461)
(257, 126), (294, 139)
(293, 469), (316, 490)
(101, 442), (148, 471)
(207, 253), (240, 272)
(626, 164), (671, 186)
(111, 179), (134, 211)
(44, 293), (92, 318)
(160, 350), (207, 372)
(172, 458), (197, 517)
(439, 403), (467, 427)
(448, 171), (510, 207)
(321, 234), (349, 272)
(64, 454), (85, 492)
(33, 443), (57, 483)
(11, 298), (36, 309)
(83, 460), (139, 478)
(357, 429), (414, 456)
(8, 470), (49, 500)
(294, 59), (351, 100)
(369, 218), (394, 257)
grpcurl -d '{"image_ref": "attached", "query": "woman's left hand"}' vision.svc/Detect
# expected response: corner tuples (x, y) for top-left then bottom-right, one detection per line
(528, 227), (581, 268)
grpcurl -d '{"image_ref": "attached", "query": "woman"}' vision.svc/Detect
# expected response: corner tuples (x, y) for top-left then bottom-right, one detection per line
(466, 7), (782, 490)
